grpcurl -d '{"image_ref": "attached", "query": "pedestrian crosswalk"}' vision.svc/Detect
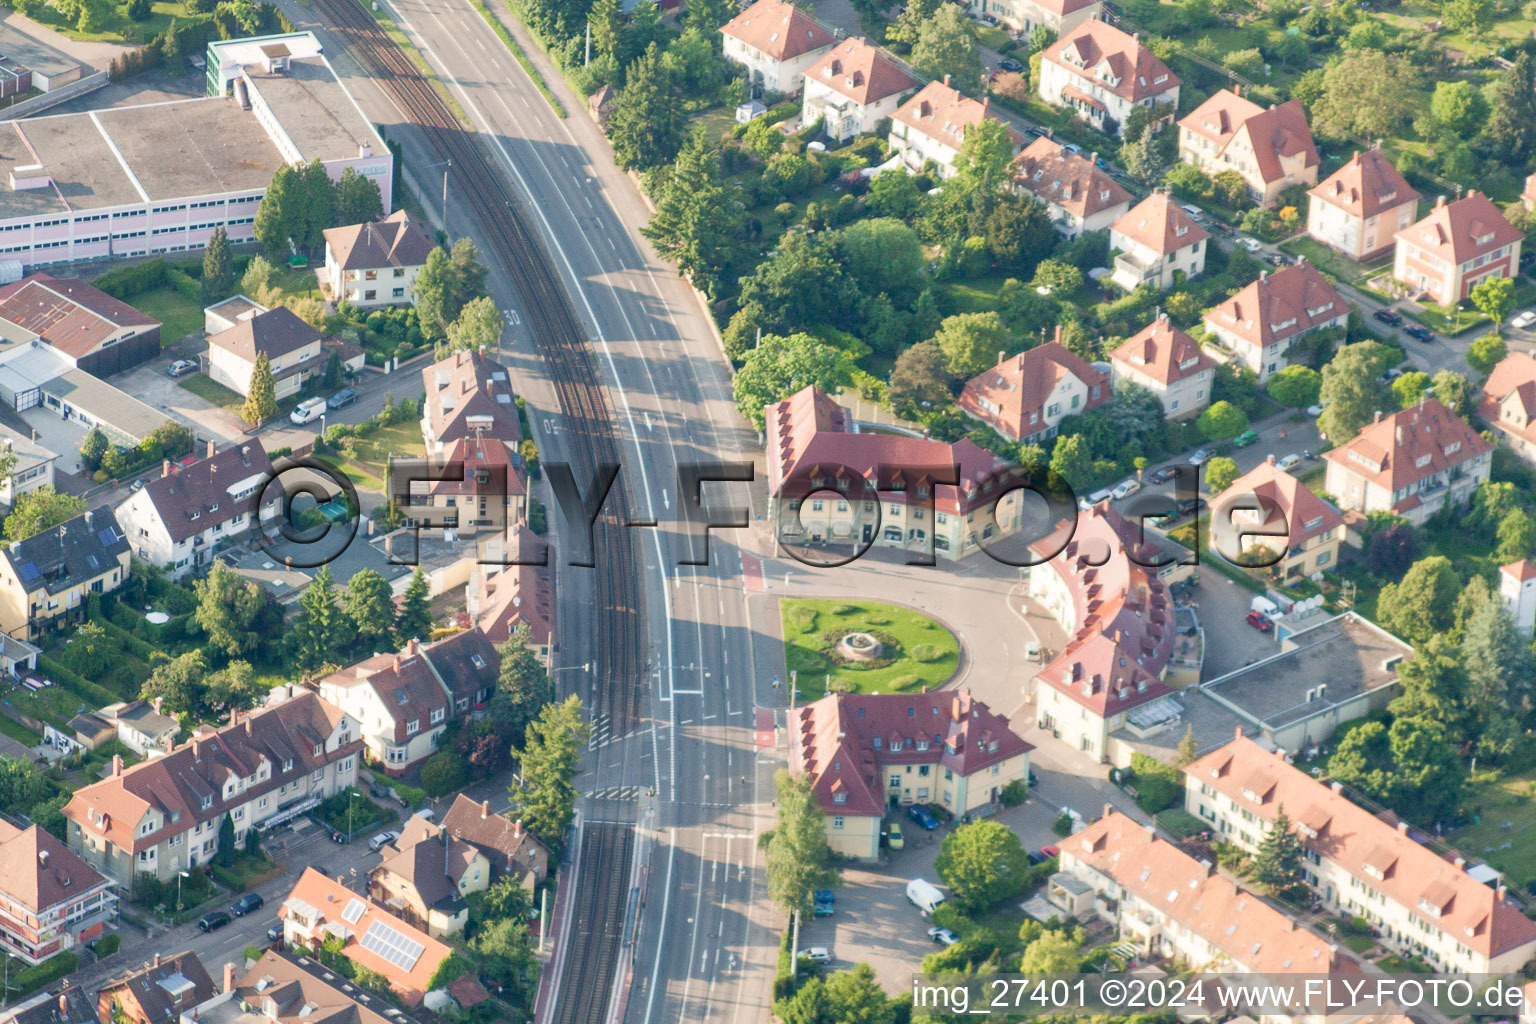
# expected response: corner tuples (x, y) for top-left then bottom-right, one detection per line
(588, 714), (611, 750)
(588, 785), (640, 801)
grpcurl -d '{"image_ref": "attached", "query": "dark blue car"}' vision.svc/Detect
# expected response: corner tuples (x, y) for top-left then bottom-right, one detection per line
(907, 805), (940, 830)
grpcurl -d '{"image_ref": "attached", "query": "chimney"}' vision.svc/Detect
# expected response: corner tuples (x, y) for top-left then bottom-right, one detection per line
(1267, 454), (1276, 466)
(514, 819), (523, 836)
(224, 962), (237, 994)
(1436, 195), (1447, 208)
(1454, 856), (1466, 870)
(193, 738), (203, 759)
(1395, 425), (1404, 445)
(943, 73), (950, 87)
(1397, 820), (1409, 834)
(482, 800), (489, 819)
(59, 995), (67, 1017)
(151, 697), (162, 714)
(163, 459), (172, 478)
(1103, 803), (1113, 819)
(1374, 410), (1382, 423)
(154, 953), (160, 969)
(407, 638), (419, 657)
(38, 848), (48, 868)
(112, 754), (123, 777)
(1498, 884), (1508, 902)
(206, 439), (216, 459)
(1330, 780), (1343, 793)
(1088, 152), (1097, 167)
(1260, 269), (1267, 281)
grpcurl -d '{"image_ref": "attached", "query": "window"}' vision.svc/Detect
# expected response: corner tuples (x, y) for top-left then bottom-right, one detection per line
(407, 720), (420, 735)
(282, 759), (293, 772)
(431, 708), (445, 724)
(832, 816), (844, 829)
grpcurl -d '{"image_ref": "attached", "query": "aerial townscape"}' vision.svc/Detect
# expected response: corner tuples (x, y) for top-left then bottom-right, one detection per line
(0, 0), (1534, 1019)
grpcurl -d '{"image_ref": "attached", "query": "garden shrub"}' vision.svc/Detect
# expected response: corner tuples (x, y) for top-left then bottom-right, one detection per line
(887, 673), (922, 689)
(910, 643), (946, 662)
(786, 606), (818, 633)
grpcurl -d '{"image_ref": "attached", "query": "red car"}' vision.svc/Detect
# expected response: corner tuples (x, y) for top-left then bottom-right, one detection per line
(1245, 610), (1274, 632)
(1041, 845), (1060, 859)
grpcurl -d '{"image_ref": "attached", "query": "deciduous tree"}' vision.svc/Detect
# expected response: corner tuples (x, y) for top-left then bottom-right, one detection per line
(931, 312), (1010, 379)
(446, 295), (503, 353)
(1266, 364), (1321, 408)
(765, 769), (837, 918)
(3, 488), (86, 542)
(344, 568), (397, 649)
(1195, 400), (1248, 441)
(1376, 555), (1461, 645)
(1467, 331), (1508, 376)
(1318, 341), (1391, 442)
(141, 650), (209, 714)
(888, 339), (953, 417)
(909, 3), (982, 93)
(1311, 49), (1420, 139)
(934, 820), (1031, 910)
(195, 560), (267, 658)
(732, 332), (858, 429)
(1204, 456), (1239, 493)
(1471, 276), (1516, 328)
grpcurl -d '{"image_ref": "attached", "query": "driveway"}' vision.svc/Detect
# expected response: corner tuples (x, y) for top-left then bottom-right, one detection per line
(115, 352), (251, 445)
(1181, 567), (1281, 680)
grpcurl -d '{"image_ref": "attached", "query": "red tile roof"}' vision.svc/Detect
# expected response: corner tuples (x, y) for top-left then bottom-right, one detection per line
(791, 689), (1031, 817)
(804, 38), (918, 106)
(1179, 91), (1318, 187)
(1189, 734), (1536, 959)
(1503, 558), (1536, 583)
(1397, 191), (1524, 266)
(1110, 191), (1208, 256)
(417, 434), (526, 499)
(0, 820), (109, 916)
(1043, 18), (1178, 104)
(956, 333), (1109, 441)
(0, 274), (159, 360)
(323, 210), (434, 273)
(421, 349), (522, 451)
(1322, 396), (1491, 495)
(1212, 457), (1342, 551)
(1110, 315), (1214, 385)
(1477, 352), (1536, 449)
(1011, 137), (1132, 222)
(130, 440), (273, 544)
(441, 793), (549, 885)
(720, 0), (834, 60)
(1202, 262), (1348, 351)
(1308, 146), (1420, 221)
(893, 80), (1019, 155)
(473, 528), (554, 646)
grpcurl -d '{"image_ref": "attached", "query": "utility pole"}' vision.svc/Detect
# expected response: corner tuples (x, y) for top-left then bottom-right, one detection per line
(789, 909), (801, 979)
(585, 21), (591, 66)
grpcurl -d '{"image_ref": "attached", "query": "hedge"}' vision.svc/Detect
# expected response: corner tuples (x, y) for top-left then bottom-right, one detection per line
(165, 264), (203, 302)
(93, 614), (161, 663)
(93, 259), (170, 300)
(13, 951), (77, 996)
(38, 654), (121, 709)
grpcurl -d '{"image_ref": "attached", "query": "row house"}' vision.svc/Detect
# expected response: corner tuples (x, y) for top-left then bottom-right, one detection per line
(184, 950), (429, 1024)
(1188, 734), (1536, 974)
(800, 38), (918, 144)
(98, 952), (216, 1024)
(889, 78), (1021, 179)
(719, 0), (835, 95)
(1393, 192), (1523, 305)
(1108, 190), (1208, 291)
(1011, 137), (1133, 238)
(1210, 456), (1343, 580)
(1037, 18), (1178, 138)
(1178, 90), (1319, 208)
(966, 0), (1101, 36)
(1478, 352), (1536, 466)
(791, 690), (1031, 858)
(958, 331), (1109, 443)
(1108, 314), (1215, 420)
(1306, 146), (1421, 262)
(63, 689), (362, 888)
(1323, 396), (1492, 527)
(114, 440), (279, 578)
(0, 821), (115, 965)
(320, 210), (434, 308)
(1202, 262), (1349, 382)
(0, 505), (128, 641)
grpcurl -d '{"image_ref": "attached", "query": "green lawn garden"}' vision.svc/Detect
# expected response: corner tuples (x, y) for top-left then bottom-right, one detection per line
(779, 599), (960, 699)
(179, 373), (242, 409)
(314, 420), (423, 494)
(1448, 770), (1536, 890)
(134, 286), (207, 346)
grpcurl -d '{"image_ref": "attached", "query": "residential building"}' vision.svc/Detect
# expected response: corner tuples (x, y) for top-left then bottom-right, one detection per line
(321, 210), (434, 307)
(0, 505), (128, 641)
(1010, 137), (1132, 238)
(1323, 397), (1492, 527)
(966, 0), (1102, 36)
(279, 868), (450, 1007)
(1202, 261), (1350, 381)
(1187, 733), (1536, 974)
(206, 307), (324, 401)
(420, 349), (522, 457)
(0, 426), (58, 505)
(396, 434), (526, 536)
(369, 815), (490, 937)
(1108, 314), (1215, 419)
(1037, 18), (1178, 138)
(1108, 190), (1208, 291)
(719, 0), (835, 95)
(0, 33), (389, 270)
(440, 794), (550, 890)
(1523, 171), (1536, 214)
(766, 386), (1025, 560)
(178, 949), (422, 1024)
(789, 689), (1031, 858)
(0, 274), (161, 377)
(63, 689), (362, 887)
(1178, 91), (1319, 208)
(1029, 504), (1177, 764)
(114, 440), (278, 577)
(889, 78), (1021, 178)
(1394, 192), (1524, 304)
(958, 332), (1109, 443)
(0, 820), (115, 965)
(1306, 146), (1421, 261)
(1500, 559), (1536, 636)
(1479, 352), (1536, 465)
(467, 527), (554, 662)
(1210, 455), (1343, 580)
(98, 952), (217, 1024)
(316, 630), (498, 775)
(95, 699), (179, 756)
(0, 989), (96, 1024)
(801, 38), (919, 144)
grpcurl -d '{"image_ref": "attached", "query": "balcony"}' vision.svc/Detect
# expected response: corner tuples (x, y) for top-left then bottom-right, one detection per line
(1111, 252), (1155, 292)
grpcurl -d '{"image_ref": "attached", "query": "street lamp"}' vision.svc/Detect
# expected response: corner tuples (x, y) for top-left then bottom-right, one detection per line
(176, 869), (189, 912)
(348, 789), (360, 840)
(425, 159), (451, 223)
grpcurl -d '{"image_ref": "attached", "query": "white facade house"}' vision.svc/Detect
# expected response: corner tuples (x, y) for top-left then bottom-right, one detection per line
(321, 210), (433, 307)
(1306, 146), (1421, 261)
(889, 78), (1019, 179)
(1037, 18), (1178, 137)
(801, 38), (918, 143)
(206, 306), (324, 400)
(1108, 191), (1208, 291)
(967, 0), (1103, 35)
(720, 0), (836, 95)
(1501, 559), (1536, 636)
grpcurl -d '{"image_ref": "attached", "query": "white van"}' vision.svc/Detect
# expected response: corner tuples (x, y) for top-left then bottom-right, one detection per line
(906, 878), (947, 914)
(290, 397), (327, 425)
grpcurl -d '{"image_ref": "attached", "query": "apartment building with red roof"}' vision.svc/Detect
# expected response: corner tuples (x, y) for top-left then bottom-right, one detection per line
(791, 689), (1031, 858)
(420, 349), (522, 456)
(1061, 809), (1353, 994)
(1323, 396), (1492, 527)
(889, 78), (1022, 179)
(765, 385), (1024, 560)
(467, 527), (554, 663)
(1394, 192), (1523, 304)
(1028, 504), (1177, 763)
(801, 38), (919, 143)
(958, 332), (1109, 443)
(1477, 351), (1536, 465)
(0, 820), (114, 964)
(1011, 137), (1133, 237)
(64, 689), (362, 889)
(1038, 18), (1178, 138)
(1188, 733), (1536, 974)
(719, 0), (835, 95)
(1202, 261), (1350, 381)
(1306, 146), (1421, 261)
(1178, 90), (1319, 208)
(1108, 314), (1215, 419)
(1210, 455), (1343, 581)
(1501, 558), (1536, 636)
(967, 0), (1102, 35)
(1108, 190), (1208, 291)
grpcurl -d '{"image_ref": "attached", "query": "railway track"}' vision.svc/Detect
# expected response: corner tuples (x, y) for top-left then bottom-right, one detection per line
(306, 2), (642, 1019)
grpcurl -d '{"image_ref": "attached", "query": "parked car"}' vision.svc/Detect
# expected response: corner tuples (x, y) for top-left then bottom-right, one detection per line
(1112, 478), (1140, 500)
(885, 822), (905, 850)
(232, 892), (265, 916)
(1180, 204), (1204, 221)
(1513, 311), (1536, 329)
(198, 911), (231, 932)
(290, 396), (327, 425)
(1148, 466), (1178, 484)
(1026, 850), (1049, 865)
(1177, 497), (1200, 518)
(1238, 236), (1262, 253)
(1061, 142), (1082, 155)
(1245, 610), (1274, 632)
(266, 924), (282, 943)
(1403, 324), (1435, 342)
(1306, 404), (1323, 416)
(327, 388), (360, 409)
(814, 889), (835, 904)
(928, 927), (959, 946)
(907, 805), (940, 831)
(1024, 126), (1049, 138)
(369, 829), (400, 851)
(1041, 845), (1060, 858)
(997, 57), (1023, 72)
(812, 900), (835, 916)
(167, 359), (198, 378)
(805, 948), (831, 963)
(1187, 448), (1212, 466)
(330, 829), (347, 843)
(1373, 309), (1404, 327)
(1233, 429), (1260, 448)
(1275, 453), (1302, 472)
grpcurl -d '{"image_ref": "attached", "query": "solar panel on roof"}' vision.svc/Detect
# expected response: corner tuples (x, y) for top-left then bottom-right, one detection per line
(360, 920), (425, 971)
(97, 528), (118, 546)
(18, 563), (38, 582)
(342, 898), (367, 924)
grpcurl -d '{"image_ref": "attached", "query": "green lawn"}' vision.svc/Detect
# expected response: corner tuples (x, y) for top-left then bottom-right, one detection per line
(179, 373), (243, 409)
(1278, 237), (1389, 286)
(779, 599), (960, 699)
(316, 420), (424, 495)
(974, 24), (1012, 49)
(19, 0), (204, 44)
(0, 712), (40, 746)
(1447, 771), (1536, 889)
(1403, 301), (1488, 337)
(133, 286), (207, 346)
(941, 276), (1011, 314)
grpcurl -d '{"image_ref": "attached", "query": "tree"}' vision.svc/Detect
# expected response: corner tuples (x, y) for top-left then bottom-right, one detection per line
(202, 226), (233, 303)
(1020, 928), (1082, 973)
(195, 560), (266, 658)
(1377, 555), (1460, 645)
(1252, 805), (1306, 898)
(732, 332), (857, 430)
(3, 488), (87, 542)
(834, 219), (926, 302)
(909, 3), (982, 93)
(888, 339), (953, 417)
(934, 820), (1031, 911)
(866, 170), (924, 221)
(588, 0), (625, 60)
(775, 965), (898, 1024)
(509, 695), (590, 853)
(254, 163), (300, 258)
(1430, 369), (1471, 415)
(1318, 341), (1391, 442)
(472, 915), (538, 990)
(889, 0), (942, 45)
(1031, 258), (1084, 294)
(344, 569), (397, 649)
(1429, 80), (1490, 139)
(1175, 724), (1199, 767)
(446, 295), (503, 353)
(295, 159), (335, 255)
(0, 757), (49, 816)
(333, 167), (384, 227)
(737, 233), (859, 336)
(953, 117), (1016, 196)
(931, 312), (1010, 379)
(421, 750), (469, 796)
(1312, 49), (1420, 139)
(141, 650), (208, 714)
(127, 0), (151, 18)
(447, 237), (488, 314)
(1390, 370), (1430, 410)
(396, 568), (433, 641)
(216, 812), (238, 868)
(241, 255), (275, 297)
(611, 43), (684, 171)
(1266, 364), (1321, 408)
(641, 130), (743, 300)
(1443, 0), (1494, 37)
(1196, 400), (1248, 442)
(414, 248), (454, 339)
(1471, 276), (1516, 327)
(986, 194), (1057, 277)
(1204, 456), (1239, 494)
(1498, 507), (1536, 562)
(1212, 169), (1250, 209)
(1462, 599), (1535, 741)
(1467, 331), (1508, 376)
(1489, 51), (1536, 163)
(291, 565), (348, 672)
(207, 660), (264, 712)
(79, 427), (109, 473)
(496, 625), (554, 747)
(1049, 434), (1091, 488)
(1366, 523), (1416, 577)
(1390, 634), (1469, 737)
(241, 353), (278, 427)
(766, 769), (837, 918)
